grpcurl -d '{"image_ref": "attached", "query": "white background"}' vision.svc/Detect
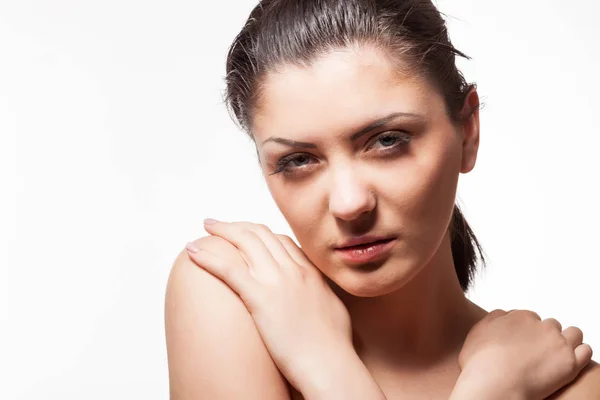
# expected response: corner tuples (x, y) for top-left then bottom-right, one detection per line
(2, 0), (599, 398)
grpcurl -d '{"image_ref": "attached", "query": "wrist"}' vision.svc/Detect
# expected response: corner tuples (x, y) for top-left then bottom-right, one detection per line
(293, 345), (385, 400)
(450, 366), (527, 400)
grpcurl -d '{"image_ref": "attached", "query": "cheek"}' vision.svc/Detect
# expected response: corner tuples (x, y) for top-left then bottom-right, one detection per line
(269, 182), (337, 274)
(270, 185), (323, 243)
(387, 135), (461, 241)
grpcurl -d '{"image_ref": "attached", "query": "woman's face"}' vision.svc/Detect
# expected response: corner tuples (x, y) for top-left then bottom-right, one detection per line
(252, 46), (479, 297)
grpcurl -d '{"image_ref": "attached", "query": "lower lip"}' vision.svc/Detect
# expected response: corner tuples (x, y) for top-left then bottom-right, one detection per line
(334, 238), (396, 264)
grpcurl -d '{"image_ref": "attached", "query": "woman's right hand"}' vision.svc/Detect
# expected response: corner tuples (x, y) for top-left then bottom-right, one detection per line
(186, 221), (386, 399)
(451, 309), (593, 400)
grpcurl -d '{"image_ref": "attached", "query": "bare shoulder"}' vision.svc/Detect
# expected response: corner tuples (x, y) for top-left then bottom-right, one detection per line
(165, 236), (290, 400)
(548, 360), (600, 399)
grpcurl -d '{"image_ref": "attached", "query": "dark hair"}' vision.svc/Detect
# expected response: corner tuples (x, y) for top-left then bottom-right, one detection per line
(224, 0), (485, 291)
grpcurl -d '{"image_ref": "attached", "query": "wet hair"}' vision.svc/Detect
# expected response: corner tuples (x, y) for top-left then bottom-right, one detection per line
(224, 0), (485, 291)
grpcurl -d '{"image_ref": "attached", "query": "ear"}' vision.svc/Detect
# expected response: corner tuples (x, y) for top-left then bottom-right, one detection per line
(459, 87), (480, 174)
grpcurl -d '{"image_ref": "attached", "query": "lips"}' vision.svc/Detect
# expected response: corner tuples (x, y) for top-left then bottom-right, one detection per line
(334, 237), (397, 264)
(335, 236), (396, 249)
(338, 238), (394, 249)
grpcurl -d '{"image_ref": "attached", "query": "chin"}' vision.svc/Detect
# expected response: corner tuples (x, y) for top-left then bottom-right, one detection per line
(332, 259), (423, 298)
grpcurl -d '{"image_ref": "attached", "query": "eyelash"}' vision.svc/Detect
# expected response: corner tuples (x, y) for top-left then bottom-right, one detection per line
(269, 130), (412, 176)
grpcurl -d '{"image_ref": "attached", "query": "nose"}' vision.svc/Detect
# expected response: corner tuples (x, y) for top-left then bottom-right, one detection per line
(328, 165), (376, 221)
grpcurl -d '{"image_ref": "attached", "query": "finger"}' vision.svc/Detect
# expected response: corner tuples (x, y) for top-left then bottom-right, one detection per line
(234, 223), (300, 273)
(275, 234), (314, 269)
(204, 219), (278, 277)
(562, 326), (584, 349)
(573, 343), (593, 373)
(186, 245), (255, 296)
(542, 318), (563, 332)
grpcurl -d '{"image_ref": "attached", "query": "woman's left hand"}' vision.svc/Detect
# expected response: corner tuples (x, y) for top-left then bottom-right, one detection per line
(185, 219), (356, 392)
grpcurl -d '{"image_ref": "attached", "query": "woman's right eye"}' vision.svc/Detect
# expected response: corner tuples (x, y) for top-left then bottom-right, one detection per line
(289, 155), (311, 167)
(270, 154), (316, 176)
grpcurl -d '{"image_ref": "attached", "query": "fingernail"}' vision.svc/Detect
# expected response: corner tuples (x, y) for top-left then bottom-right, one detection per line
(204, 218), (218, 225)
(186, 242), (199, 253)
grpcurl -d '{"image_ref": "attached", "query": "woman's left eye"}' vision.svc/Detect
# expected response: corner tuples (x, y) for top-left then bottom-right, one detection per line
(367, 131), (411, 151)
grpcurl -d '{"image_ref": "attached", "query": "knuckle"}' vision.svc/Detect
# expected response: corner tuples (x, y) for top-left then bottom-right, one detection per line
(542, 318), (560, 331)
(277, 234), (295, 246)
(483, 309), (507, 322)
(191, 235), (228, 251)
(529, 311), (542, 320)
(239, 228), (257, 240)
(254, 223), (272, 234)
(515, 309), (541, 321)
(571, 326), (583, 337)
(239, 222), (272, 239)
(192, 235), (244, 263)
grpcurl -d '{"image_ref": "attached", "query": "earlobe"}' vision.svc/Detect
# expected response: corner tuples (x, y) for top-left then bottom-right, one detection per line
(460, 88), (481, 174)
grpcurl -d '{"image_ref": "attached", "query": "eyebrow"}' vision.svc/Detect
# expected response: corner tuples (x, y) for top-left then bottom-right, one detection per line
(260, 112), (425, 149)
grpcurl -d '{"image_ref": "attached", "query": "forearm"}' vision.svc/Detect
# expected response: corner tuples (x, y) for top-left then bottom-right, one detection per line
(292, 352), (537, 400)
(293, 348), (387, 400)
(449, 367), (527, 400)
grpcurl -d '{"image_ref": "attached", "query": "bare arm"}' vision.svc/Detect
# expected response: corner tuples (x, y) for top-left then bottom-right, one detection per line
(164, 236), (291, 400)
(167, 233), (596, 400)
(547, 361), (600, 399)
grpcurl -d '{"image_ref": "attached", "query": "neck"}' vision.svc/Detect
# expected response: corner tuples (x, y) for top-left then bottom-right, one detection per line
(338, 230), (486, 370)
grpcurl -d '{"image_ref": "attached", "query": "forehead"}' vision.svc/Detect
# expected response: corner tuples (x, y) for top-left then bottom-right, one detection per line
(252, 46), (444, 141)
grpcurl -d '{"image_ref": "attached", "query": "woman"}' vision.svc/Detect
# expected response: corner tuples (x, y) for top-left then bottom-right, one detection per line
(165, 0), (598, 398)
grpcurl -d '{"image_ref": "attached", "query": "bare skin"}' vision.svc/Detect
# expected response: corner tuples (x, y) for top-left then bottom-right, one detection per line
(167, 236), (597, 399)
(165, 44), (599, 399)
(252, 45), (599, 397)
